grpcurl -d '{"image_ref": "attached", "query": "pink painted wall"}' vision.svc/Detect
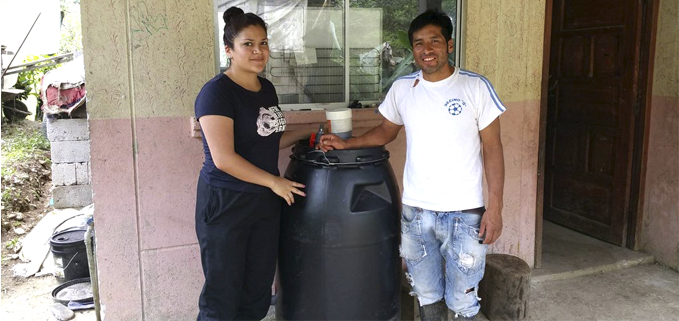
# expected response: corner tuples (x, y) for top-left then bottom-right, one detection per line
(641, 0), (679, 271)
(492, 99), (540, 260)
(89, 117), (206, 320)
(642, 96), (679, 270)
(81, 0), (215, 318)
(464, 0), (546, 265)
(89, 119), (142, 320)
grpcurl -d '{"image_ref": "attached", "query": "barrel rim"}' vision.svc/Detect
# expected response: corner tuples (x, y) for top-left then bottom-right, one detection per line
(292, 140), (390, 166)
(50, 229), (87, 246)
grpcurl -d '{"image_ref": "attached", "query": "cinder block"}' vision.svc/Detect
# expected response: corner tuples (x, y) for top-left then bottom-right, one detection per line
(53, 185), (93, 209)
(52, 163), (76, 186)
(47, 119), (89, 142)
(51, 141), (90, 163)
(75, 162), (90, 185)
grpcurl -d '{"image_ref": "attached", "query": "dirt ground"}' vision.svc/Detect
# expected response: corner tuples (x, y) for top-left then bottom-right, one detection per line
(1, 272), (95, 320)
(0, 186), (96, 321)
(1, 120), (95, 320)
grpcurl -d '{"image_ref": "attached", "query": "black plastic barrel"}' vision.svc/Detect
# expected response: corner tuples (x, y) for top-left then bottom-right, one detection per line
(50, 229), (90, 282)
(277, 141), (401, 320)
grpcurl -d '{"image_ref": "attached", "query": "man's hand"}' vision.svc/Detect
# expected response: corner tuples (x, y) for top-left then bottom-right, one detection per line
(318, 134), (348, 151)
(479, 207), (502, 244)
(317, 119), (402, 152)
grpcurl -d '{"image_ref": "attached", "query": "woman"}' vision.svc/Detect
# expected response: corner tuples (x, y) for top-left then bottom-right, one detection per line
(194, 7), (308, 320)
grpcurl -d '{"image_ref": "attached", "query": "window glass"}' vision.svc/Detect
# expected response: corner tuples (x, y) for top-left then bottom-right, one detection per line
(215, 0), (461, 109)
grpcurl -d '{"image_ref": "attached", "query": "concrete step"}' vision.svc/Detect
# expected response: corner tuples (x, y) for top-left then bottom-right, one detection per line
(532, 221), (655, 283)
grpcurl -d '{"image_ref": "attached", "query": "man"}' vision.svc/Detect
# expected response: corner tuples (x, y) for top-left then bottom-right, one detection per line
(319, 10), (505, 321)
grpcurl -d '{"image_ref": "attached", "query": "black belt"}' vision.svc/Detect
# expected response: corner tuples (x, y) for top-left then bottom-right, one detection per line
(461, 207), (485, 215)
(430, 207), (485, 215)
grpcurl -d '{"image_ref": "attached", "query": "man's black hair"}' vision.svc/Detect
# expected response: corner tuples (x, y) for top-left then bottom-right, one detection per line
(407, 10), (454, 46)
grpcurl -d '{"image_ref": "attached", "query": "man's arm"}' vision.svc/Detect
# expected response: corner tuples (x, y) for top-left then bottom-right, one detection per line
(319, 117), (403, 151)
(478, 118), (505, 244)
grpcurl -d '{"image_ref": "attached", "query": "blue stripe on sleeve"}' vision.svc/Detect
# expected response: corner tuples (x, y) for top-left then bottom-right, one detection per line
(459, 70), (506, 112)
(395, 71), (420, 82)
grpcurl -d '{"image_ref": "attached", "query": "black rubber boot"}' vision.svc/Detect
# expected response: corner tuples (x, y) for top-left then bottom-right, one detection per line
(418, 300), (448, 321)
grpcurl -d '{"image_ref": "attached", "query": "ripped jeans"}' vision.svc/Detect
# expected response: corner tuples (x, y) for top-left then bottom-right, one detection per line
(400, 204), (488, 318)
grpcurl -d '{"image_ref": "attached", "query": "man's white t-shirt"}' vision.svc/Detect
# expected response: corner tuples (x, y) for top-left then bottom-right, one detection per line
(379, 68), (506, 211)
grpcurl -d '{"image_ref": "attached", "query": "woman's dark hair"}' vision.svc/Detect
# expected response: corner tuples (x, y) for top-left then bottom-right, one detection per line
(407, 10), (453, 46)
(222, 7), (268, 49)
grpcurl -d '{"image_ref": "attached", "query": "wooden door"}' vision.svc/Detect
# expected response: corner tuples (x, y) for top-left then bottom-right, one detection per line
(545, 0), (644, 245)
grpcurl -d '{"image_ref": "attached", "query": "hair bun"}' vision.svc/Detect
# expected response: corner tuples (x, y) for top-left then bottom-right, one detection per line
(224, 7), (245, 24)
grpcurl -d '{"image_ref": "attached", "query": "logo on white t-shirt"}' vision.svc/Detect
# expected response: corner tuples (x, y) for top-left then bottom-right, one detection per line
(444, 98), (466, 116)
(256, 106), (286, 136)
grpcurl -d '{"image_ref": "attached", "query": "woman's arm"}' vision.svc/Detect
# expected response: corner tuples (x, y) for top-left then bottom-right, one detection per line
(199, 115), (305, 205)
(279, 130), (312, 149)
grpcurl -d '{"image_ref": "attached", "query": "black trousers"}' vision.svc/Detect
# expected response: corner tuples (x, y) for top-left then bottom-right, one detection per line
(195, 177), (281, 321)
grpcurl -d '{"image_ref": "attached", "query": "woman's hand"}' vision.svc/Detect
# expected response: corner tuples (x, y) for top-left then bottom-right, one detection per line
(271, 176), (306, 206)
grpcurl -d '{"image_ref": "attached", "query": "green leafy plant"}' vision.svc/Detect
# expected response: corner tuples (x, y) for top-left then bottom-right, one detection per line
(60, 0), (83, 54)
(5, 238), (20, 249)
(381, 31), (415, 92)
(395, 30), (413, 52)
(1, 122), (51, 165)
(12, 54), (62, 116)
(4, 237), (22, 254)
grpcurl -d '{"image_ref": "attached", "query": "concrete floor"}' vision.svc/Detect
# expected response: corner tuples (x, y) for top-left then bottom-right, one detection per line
(533, 221), (655, 282)
(530, 263), (679, 320)
(529, 221), (679, 320)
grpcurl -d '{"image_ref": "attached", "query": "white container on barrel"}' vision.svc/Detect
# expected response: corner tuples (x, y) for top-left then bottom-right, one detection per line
(325, 108), (352, 140)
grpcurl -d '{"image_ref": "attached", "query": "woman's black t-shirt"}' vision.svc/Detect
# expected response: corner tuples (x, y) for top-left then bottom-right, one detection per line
(194, 73), (286, 193)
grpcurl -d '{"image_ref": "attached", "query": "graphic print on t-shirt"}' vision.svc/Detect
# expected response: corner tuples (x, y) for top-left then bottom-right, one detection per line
(256, 106), (287, 136)
(444, 98), (466, 116)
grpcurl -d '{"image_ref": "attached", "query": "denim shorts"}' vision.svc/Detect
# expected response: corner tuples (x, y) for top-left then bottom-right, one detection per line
(400, 204), (488, 318)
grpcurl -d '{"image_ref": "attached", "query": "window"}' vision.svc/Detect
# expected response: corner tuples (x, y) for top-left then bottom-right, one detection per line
(214, 0), (463, 110)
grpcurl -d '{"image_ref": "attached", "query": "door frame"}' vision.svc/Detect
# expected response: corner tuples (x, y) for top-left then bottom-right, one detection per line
(534, 0), (660, 268)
